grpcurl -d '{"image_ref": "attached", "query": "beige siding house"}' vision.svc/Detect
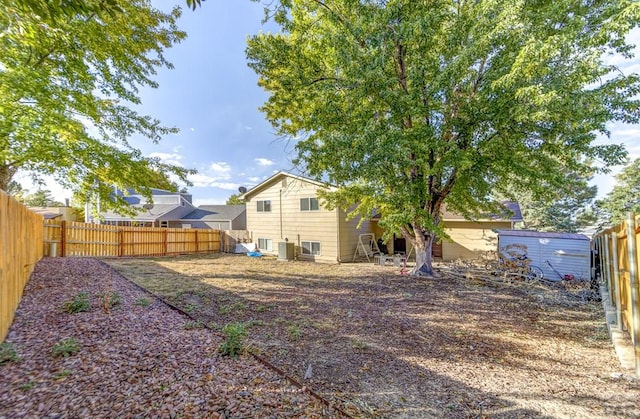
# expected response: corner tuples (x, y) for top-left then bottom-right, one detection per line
(244, 171), (522, 263)
(243, 172), (375, 263)
(387, 203), (523, 261)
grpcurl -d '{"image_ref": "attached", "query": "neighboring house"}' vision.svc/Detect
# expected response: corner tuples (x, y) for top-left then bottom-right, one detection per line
(90, 188), (247, 230)
(244, 171), (523, 263)
(29, 206), (77, 222)
(91, 188), (197, 227)
(242, 171), (375, 263)
(180, 205), (246, 230)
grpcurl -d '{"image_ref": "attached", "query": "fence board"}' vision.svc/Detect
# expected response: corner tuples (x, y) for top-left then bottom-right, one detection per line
(43, 221), (220, 257)
(1, 191), (44, 342)
(596, 216), (640, 377)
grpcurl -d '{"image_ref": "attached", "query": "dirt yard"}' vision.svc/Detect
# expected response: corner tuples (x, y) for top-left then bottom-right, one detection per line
(1, 254), (639, 418)
(103, 253), (639, 418)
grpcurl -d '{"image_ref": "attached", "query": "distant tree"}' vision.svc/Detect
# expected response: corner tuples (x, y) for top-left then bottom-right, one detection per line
(596, 158), (640, 225)
(5, 181), (26, 202)
(0, 0), (195, 214)
(507, 171), (598, 233)
(246, 1), (635, 275)
(22, 189), (64, 207)
(226, 193), (245, 205)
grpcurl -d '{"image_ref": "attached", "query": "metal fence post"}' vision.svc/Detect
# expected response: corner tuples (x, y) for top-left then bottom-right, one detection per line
(611, 232), (623, 330)
(625, 212), (640, 378)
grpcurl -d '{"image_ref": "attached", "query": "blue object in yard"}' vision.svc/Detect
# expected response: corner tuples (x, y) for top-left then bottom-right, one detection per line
(246, 251), (262, 257)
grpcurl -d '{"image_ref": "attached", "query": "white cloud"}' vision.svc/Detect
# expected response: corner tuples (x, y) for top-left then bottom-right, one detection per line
(149, 152), (183, 167)
(188, 173), (240, 190)
(193, 197), (226, 206)
(190, 127), (195, 132)
(255, 158), (275, 166)
(210, 162), (231, 173)
(248, 176), (261, 182)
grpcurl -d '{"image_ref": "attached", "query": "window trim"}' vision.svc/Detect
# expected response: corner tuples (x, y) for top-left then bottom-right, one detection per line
(257, 200), (272, 212)
(301, 240), (321, 256)
(257, 238), (273, 251)
(300, 197), (320, 212)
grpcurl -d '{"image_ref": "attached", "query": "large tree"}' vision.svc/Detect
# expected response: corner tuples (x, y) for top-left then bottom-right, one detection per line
(247, 0), (637, 275)
(596, 158), (640, 225)
(0, 0), (195, 213)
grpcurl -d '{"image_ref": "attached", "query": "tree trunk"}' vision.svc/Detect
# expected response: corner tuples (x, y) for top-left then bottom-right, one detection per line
(408, 230), (437, 276)
(0, 164), (17, 192)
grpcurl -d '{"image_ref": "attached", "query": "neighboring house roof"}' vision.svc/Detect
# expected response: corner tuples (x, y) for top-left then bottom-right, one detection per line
(242, 171), (334, 199)
(497, 229), (589, 241)
(100, 204), (189, 222)
(441, 201), (523, 222)
(181, 205), (246, 221)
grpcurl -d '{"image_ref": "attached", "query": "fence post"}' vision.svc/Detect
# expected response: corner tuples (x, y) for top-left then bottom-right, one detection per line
(603, 233), (613, 305)
(118, 229), (124, 257)
(611, 232), (624, 330)
(625, 212), (640, 378)
(60, 220), (67, 257)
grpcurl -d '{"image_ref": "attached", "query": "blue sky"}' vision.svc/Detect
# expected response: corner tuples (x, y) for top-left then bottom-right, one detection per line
(17, 2), (640, 205)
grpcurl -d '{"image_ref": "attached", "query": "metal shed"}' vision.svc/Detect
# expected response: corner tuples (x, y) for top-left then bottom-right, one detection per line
(497, 230), (591, 281)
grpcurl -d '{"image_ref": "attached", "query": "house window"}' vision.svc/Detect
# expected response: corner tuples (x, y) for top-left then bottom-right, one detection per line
(160, 221), (168, 228)
(300, 197), (319, 211)
(301, 241), (321, 256)
(258, 238), (273, 251)
(257, 200), (271, 212)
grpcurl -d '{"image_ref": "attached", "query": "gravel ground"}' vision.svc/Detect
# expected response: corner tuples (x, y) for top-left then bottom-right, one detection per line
(0, 258), (332, 418)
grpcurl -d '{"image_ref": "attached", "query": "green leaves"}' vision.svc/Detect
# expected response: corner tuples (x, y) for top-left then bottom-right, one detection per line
(0, 0), (194, 213)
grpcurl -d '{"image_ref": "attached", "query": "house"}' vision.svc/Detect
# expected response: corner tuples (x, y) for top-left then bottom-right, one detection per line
(436, 202), (523, 261)
(29, 206), (78, 222)
(90, 188), (197, 227)
(244, 171), (523, 263)
(91, 188), (247, 230)
(242, 171), (375, 262)
(180, 205), (246, 230)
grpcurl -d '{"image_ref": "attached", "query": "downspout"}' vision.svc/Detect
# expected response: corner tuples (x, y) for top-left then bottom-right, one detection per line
(336, 208), (341, 263)
(279, 189), (283, 239)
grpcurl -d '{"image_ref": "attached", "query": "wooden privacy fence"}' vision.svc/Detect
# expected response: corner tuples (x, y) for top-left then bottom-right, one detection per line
(594, 212), (640, 377)
(44, 220), (221, 257)
(0, 191), (44, 342)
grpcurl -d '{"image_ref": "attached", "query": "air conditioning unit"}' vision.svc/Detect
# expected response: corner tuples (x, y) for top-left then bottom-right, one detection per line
(278, 241), (295, 261)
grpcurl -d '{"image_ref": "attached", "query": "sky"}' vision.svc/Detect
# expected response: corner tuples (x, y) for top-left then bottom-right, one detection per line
(16, 2), (640, 206)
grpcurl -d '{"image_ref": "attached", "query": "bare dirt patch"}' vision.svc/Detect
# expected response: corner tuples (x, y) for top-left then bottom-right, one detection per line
(0, 258), (329, 418)
(103, 253), (640, 418)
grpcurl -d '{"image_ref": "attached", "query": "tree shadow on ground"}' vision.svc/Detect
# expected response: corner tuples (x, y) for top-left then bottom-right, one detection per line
(104, 254), (636, 418)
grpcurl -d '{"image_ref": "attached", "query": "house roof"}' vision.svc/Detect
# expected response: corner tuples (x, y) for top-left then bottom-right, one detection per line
(181, 205), (246, 221)
(242, 171), (334, 199)
(441, 201), (523, 222)
(497, 229), (589, 241)
(100, 204), (185, 222)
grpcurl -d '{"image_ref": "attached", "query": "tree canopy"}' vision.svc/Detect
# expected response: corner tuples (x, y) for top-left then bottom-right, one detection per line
(247, 0), (639, 274)
(226, 193), (245, 205)
(1, 0), (195, 213)
(508, 170), (598, 233)
(596, 158), (640, 225)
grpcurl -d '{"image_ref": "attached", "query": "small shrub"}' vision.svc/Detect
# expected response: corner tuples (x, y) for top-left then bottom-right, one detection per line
(98, 291), (122, 308)
(134, 297), (151, 307)
(352, 339), (368, 350)
(255, 304), (268, 313)
(0, 342), (20, 364)
(218, 322), (247, 358)
(52, 338), (81, 358)
(287, 324), (301, 341)
(62, 292), (91, 314)
(19, 382), (34, 391)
